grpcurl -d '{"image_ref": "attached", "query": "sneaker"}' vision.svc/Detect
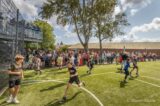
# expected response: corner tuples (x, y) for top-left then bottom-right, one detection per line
(62, 96), (67, 101)
(86, 71), (89, 74)
(6, 95), (13, 103)
(13, 97), (20, 104)
(59, 96), (67, 103)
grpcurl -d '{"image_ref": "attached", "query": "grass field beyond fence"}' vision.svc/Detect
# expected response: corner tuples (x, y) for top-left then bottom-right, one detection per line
(0, 61), (160, 106)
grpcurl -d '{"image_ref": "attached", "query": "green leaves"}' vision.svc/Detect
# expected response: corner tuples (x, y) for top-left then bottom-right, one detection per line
(40, 0), (96, 51)
(34, 20), (55, 49)
(40, 0), (128, 52)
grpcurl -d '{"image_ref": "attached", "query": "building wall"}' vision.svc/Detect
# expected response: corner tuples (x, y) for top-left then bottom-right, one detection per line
(69, 48), (160, 55)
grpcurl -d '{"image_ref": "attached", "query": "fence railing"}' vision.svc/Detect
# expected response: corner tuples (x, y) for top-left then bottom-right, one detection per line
(0, 18), (43, 42)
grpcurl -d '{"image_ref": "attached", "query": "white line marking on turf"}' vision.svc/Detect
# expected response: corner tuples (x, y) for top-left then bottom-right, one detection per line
(135, 79), (160, 88)
(22, 72), (160, 105)
(109, 73), (160, 88)
(22, 80), (104, 106)
(0, 87), (8, 97)
(141, 76), (160, 81)
(80, 87), (104, 106)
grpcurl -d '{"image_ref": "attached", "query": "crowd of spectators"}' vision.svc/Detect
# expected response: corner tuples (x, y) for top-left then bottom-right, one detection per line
(24, 49), (160, 69)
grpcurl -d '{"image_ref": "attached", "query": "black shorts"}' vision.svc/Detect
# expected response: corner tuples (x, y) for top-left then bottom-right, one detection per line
(124, 69), (129, 75)
(69, 76), (80, 84)
(9, 79), (21, 88)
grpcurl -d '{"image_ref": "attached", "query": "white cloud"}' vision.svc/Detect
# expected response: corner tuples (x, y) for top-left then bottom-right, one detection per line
(114, 6), (121, 15)
(64, 32), (77, 38)
(132, 36), (160, 42)
(129, 17), (160, 35)
(24, 0), (47, 6)
(13, 0), (38, 20)
(63, 16), (160, 43)
(13, 0), (47, 21)
(121, 0), (151, 10)
(112, 17), (160, 42)
(114, 0), (152, 16)
(130, 9), (138, 16)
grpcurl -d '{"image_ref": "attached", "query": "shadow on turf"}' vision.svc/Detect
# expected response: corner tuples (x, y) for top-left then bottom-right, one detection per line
(0, 101), (8, 106)
(120, 76), (138, 88)
(54, 71), (68, 75)
(0, 101), (18, 106)
(40, 83), (65, 92)
(45, 91), (82, 106)
(120, 81), (128, 88)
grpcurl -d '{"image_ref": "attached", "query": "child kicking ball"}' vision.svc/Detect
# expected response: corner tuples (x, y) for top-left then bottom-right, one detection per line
(61, 62), (85, 103)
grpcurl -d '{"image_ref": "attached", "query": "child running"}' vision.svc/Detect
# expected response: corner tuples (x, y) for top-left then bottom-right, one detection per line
(33, 55), (42, 75)
(61, 62), (85, 103)
(57, 54), (63, 70)
(130, 56), (139, 77)
(87, 58), (94, 74)
(123, 58), (130, 83)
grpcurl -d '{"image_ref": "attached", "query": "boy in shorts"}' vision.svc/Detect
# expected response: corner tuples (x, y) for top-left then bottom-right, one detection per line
(1, 54), (24, 104)
(87, 58), (94, 74)
(61, 62), (85, 102)
(130, 57), (139, 77)
(123, 58), (130, 83)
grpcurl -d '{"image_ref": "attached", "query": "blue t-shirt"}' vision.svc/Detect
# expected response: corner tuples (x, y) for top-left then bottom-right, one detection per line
(124, 62), (130, 70)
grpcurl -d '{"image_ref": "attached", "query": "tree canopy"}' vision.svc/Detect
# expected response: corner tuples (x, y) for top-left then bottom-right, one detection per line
(40, 0), (96, 52)
(34, 20), (55, 49)
(40, 0), (128, 53)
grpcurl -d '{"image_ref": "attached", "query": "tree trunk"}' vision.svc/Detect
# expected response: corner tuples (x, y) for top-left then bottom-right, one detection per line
(99, 36), (103, 64)
(83, 43), (88, 53)
(97, 19), (103, 64)
(72, 12), (89, 53)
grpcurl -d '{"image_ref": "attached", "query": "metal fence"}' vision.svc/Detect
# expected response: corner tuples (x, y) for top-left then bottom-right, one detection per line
(0, 0), (42, 92)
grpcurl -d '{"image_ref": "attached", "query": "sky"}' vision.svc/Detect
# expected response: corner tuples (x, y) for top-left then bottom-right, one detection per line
(13, 0), (160, 44)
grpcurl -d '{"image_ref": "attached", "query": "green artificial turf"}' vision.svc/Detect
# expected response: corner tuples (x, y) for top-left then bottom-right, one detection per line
(0, 61), (160, 106)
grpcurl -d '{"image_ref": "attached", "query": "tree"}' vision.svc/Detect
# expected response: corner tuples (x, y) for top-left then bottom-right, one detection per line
(25, 42), (40, 49)
(40, 0), (95, 52)
(34, 20), (55, 49)
(92, 0), (129, 63)
(60, 45), (69, 52)
(60, 41), (63, 45)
